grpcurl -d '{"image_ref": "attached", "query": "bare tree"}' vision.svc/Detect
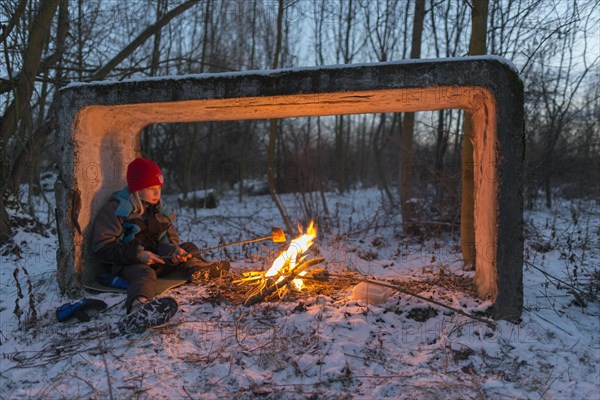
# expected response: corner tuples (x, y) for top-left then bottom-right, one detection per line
(484, 1), (599, 206)
(0, 0), (60, 242)
(333, 0), (361, 193)
(399, 0), (426, 233)
(1, 0), (598, 249)
(427, 0), (468, 208)
(266, 0), (294, 234)
(522, 1), (599, 207)
(360, 0), (400, 204)
(461, 0), (488, 269)
(90, 0), (199, 80)
(0, 0), (202, 243)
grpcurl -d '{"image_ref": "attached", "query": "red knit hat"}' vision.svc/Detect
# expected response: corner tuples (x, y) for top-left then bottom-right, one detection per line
(126, 158), (164, 192)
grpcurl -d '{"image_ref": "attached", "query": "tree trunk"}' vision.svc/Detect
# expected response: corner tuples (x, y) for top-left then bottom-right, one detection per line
(335, 115), (346, 193)
(434, 109), (447, 204)
(0, 0), (60, 143)
(374, 114), (394, 204)
(399, 0), (425, 234)
(0, 196), (10, 244)
(316, 117), (329, 216)
(461, 0), (488, 269)
(141, 0), (167, 152)
(10, 0), (68, 191)
(267, 0), (294, 235)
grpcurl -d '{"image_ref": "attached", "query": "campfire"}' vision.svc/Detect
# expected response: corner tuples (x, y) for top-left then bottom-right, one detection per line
(235, 220), (324, 305)
(216, 221), (494, 328)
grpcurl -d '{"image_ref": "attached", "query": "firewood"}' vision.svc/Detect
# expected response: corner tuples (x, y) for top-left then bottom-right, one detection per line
(244, 258), (324, 306)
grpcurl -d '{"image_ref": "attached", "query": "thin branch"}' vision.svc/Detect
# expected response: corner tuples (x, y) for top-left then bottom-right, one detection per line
(90, 0), (200, 81)
(524, 259), (598, 301)
(96, 333), (115, 400)
(321, 273), (497, 328)
(0, 0), (28, 43)
(519, 17), (581, 74)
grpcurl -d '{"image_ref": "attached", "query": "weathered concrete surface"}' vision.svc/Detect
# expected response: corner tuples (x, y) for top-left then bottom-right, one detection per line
(55, 57), (524, 320)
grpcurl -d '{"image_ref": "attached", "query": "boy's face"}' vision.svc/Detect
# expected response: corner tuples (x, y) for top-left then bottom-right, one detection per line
(138, 185), (162, 204)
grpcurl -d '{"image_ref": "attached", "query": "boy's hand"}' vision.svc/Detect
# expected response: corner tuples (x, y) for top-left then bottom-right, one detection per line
(170, 247), (191, 264)
(138, 251), (165, 266)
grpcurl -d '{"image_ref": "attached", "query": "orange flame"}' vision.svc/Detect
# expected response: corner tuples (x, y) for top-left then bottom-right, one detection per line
(265, 220), (316, 290)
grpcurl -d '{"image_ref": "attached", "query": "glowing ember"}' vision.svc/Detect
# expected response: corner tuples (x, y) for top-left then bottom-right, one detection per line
(265, 220), (316, 290)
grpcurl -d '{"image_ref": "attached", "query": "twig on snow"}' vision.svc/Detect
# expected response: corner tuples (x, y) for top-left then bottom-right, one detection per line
(317, 273), (497, 328)
(96, 328), (115, 400)
(531, 312), (573, 336)
(182, 385), (194, 399)
(525, 259), (598, 301)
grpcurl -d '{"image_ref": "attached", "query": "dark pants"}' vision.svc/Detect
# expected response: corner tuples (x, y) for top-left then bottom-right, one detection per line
(118, 242), (202, 312)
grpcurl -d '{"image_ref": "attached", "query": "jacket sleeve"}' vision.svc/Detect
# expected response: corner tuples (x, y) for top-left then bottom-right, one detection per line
(154, 212), (180, 256)
(91, 201), (142, 265)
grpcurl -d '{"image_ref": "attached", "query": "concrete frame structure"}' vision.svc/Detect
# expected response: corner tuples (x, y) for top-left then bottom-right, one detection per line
(55, 57), (524, 320)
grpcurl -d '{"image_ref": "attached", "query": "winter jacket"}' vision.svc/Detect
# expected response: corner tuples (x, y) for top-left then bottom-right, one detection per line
(91, 188), (180, 267)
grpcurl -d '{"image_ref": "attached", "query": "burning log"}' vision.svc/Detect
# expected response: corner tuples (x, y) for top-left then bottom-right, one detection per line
(244, 257), (324, 306)
(236, 220), (319, 305)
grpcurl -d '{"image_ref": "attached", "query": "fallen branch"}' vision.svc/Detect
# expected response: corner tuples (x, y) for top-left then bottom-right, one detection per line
(311, 272), (496, 328)
(244, 258), (324, 306)
(524, 259), (598, 301)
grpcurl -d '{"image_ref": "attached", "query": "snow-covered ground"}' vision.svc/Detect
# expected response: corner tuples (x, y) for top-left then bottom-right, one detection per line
(1, 186), (598, 399)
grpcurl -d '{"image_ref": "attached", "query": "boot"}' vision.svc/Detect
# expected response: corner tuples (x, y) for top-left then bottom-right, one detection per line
(117, 297), (178, 335)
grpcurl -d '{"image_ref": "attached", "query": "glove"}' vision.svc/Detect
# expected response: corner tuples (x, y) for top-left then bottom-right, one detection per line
(56, 298), (108, 322)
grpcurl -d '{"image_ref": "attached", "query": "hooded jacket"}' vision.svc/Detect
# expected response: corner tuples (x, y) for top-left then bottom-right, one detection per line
(91, 188), (180, 267)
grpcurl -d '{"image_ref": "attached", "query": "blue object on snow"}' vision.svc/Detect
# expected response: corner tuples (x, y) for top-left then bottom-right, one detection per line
(98, 273), (130, 289)
(56, 298), (107, 322)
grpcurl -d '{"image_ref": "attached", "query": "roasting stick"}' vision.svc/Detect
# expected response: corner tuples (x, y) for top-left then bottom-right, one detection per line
(160, 228), (286, 260)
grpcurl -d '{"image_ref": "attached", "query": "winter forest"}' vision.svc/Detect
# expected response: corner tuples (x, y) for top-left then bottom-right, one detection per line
(1, 0), (599, 399)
